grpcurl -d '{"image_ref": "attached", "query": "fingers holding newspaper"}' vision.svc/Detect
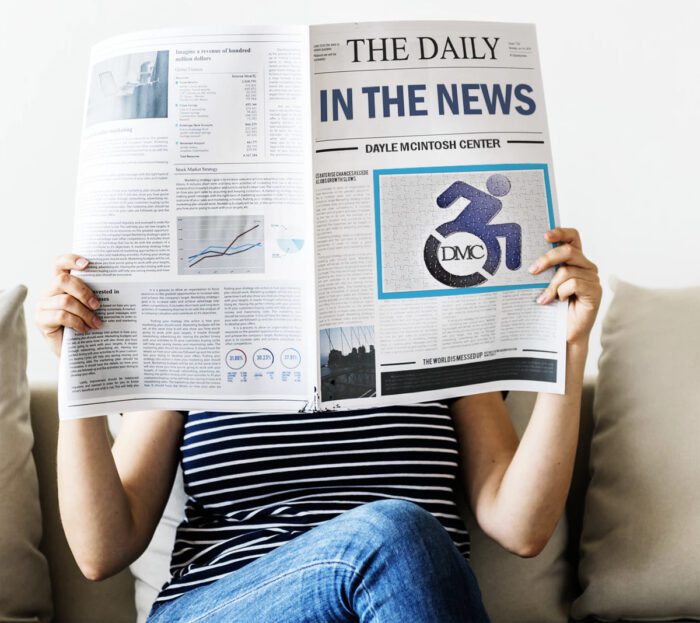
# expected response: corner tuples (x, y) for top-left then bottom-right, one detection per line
(528, 227), (602, 346)
(35, 254), (102, 357)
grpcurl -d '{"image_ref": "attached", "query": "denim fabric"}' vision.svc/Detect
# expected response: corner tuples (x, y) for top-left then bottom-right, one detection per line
(147, 499), (490, 623)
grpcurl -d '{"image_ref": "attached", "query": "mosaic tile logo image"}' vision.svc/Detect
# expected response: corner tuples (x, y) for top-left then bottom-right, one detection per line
(424, 174), (521, 288)
(375, 165), (553, 298)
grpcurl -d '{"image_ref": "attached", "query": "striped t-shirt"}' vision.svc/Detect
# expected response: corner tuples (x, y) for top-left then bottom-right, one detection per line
(155, 401), (471, 604)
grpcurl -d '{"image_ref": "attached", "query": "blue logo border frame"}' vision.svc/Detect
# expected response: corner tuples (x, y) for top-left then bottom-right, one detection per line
(373, 163), (556, 300)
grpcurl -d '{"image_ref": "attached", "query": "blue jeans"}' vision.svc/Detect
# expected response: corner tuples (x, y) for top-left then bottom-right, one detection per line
(147, 499), (491, 623)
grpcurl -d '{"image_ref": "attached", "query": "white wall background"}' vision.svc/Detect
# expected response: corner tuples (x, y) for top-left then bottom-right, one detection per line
(1, 0), (698, 383)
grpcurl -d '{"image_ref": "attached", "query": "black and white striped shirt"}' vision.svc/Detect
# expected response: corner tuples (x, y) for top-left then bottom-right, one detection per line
(155, 401), (470, 604)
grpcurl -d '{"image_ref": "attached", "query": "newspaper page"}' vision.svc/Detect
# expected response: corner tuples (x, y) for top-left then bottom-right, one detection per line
(309, 21), (567, 409)
(59, 27), (317, 419)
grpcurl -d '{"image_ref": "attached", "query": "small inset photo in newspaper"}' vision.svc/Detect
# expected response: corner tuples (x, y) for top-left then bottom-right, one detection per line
(320, 326), (376, 402)
(85, 50), (169, 126)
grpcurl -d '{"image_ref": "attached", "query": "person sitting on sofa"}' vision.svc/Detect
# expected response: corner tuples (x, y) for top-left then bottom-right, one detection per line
(34, 227), (600, 623)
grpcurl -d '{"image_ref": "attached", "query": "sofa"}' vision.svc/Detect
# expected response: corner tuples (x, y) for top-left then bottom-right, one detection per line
(18, 382), (680, 623)
(22, 383), (592, 623)
(2, 279), (699, 623)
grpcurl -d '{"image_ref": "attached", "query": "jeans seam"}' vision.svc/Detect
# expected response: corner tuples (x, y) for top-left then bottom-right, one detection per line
(184, 558), (368, 623)
(353, 574), (379, 621)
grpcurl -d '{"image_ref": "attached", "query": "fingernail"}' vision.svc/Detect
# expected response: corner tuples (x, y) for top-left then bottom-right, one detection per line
(76, 257), (88, 269)
(536, 292), (546, 304)
(89, 297), (100, 309)
(528, 263), (539, 274)
(93, 316), (102, 328)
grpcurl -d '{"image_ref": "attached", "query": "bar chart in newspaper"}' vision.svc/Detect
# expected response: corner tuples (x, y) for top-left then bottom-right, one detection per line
(177, 215), (264, 275)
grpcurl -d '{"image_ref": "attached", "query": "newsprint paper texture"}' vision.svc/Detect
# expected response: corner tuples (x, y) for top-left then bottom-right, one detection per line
(59, 21), (567, 419)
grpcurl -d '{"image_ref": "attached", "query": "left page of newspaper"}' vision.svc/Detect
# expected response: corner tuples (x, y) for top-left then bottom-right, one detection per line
(59, 27), (316, 419)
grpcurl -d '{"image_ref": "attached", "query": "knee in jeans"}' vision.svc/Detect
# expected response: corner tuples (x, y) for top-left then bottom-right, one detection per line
(350, 499), (445, 545)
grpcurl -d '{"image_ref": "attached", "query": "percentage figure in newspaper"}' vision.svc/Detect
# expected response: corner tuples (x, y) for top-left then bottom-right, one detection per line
(424, 174), (522, 288)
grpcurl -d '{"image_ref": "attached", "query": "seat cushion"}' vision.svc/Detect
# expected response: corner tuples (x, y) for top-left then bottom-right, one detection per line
(30, 384), (138, 623)
(458, 390), (578, 623)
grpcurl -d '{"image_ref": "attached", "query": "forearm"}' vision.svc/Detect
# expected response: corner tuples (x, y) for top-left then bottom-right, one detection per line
(57, 417), (137, 579)
(491, 342), (587, 552)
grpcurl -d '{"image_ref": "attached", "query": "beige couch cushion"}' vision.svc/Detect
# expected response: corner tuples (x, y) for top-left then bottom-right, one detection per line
(458, 390), (578, 623)
(0, 285), (52, 622)
(30, 385), (137, 623)
(572, 278), (700, 621)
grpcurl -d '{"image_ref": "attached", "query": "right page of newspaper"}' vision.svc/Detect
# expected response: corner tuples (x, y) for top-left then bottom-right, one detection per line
(309, 20), (567, 409)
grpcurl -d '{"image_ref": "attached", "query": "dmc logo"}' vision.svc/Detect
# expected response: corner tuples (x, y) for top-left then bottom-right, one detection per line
(423, 174), (522, 288)
(440, 244), (485, 261)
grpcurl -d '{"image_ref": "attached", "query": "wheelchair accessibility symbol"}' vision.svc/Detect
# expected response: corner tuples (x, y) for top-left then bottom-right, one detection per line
(423, 174), (522, 288)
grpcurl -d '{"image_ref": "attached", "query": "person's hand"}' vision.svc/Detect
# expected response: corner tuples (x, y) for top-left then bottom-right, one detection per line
(35, 254), (102, 358)
(528, 227), (602, 346)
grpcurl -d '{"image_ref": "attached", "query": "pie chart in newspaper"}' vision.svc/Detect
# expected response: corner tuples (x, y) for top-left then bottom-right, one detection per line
(277, 238), (305, 254)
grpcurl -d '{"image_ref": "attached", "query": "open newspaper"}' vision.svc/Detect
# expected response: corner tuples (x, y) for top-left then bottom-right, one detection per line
(59, 21), (567, 419)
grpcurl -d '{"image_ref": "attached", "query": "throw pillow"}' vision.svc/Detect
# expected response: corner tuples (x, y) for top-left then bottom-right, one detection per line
(572, 277), (700, 621)
(0, 285), (53, 622)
